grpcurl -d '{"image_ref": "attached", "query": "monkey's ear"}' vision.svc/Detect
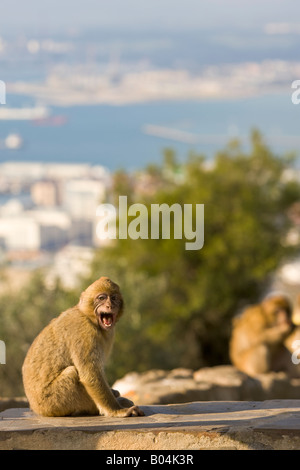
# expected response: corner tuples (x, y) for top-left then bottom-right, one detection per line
(79, 291), (86, 305)
(118, 297), (125, 318)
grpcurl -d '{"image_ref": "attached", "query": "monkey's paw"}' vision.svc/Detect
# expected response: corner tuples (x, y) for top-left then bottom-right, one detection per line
(117, 396), (135, 407)
(124, 405), (145, 417)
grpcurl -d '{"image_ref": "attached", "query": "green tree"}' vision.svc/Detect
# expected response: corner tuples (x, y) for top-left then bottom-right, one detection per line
(91, 131), (300, 380)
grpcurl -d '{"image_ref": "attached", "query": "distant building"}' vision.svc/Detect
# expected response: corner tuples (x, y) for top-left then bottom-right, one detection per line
(46, 244), (94, 289)
(0, 198), (24, 216)
(31, 180), (59, 207)
(0, 209), (71, 252)
(0, 161), (111, 258)
(28, 208), (72, 251)
(45, 163), (92, 180)
(63, 179), (106, 220)
(0, 162), (45, 181)
(0, 216), (40, 251)
(0, 162), (110, 186)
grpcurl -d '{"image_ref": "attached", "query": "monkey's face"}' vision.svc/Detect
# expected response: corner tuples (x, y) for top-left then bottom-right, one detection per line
(263, 296), (292, 329)
(79, 277), (124, 330)
(93, 292), (123, 331)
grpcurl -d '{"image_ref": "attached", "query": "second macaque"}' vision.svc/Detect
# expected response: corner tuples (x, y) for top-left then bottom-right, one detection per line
(230, 294), (300, 377)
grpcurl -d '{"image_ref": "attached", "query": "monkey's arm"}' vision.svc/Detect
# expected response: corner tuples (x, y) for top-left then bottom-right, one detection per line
(258, 323), (292, 345)
(80, 366), (124, 414)
(81, 366), (142, 417)
(71, 342), (144, 417)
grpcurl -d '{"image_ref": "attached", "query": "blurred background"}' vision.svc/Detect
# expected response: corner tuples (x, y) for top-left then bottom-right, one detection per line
(1, 0), (300, 398)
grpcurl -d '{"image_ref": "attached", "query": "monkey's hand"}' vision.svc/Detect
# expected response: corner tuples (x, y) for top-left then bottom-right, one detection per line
(99, 403), (145, 417)
(104, 405), (145, 417)
(278, 321), (293, 338)
(264, 323), (293, 344)
(122, 405), (145, 417)
(111, 388), (120, 398)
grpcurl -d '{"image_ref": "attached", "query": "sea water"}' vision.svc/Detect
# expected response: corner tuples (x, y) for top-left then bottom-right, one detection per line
(0, 93), (299, 171)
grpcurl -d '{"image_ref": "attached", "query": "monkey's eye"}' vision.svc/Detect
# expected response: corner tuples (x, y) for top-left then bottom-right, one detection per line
(97, 294), (107, 301)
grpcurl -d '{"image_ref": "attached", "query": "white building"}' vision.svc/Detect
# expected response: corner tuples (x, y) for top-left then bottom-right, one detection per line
(28, 208), (72, 250)
(0, 216), (40, 251)
(46, 245), (94, 289)
(0, 162), (110, 185)
(0, 209), (71, 251)
(63, 179), (106, 220)
(0, 162), (45, 181)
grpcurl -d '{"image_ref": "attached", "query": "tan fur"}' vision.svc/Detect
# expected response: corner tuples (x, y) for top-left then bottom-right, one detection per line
(229, 295), (299, 377)
(292, 294), (300, 326)
(22, 277), (144, 417)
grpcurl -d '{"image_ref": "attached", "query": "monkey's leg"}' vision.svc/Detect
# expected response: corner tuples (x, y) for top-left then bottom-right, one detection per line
(240, 345), (271, 376)
(40, 366), (98, 417)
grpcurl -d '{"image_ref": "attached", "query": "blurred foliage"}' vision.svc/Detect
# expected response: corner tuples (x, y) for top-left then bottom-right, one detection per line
(0, 272), (78, 396)
(1, 130), (300, 396)
(90, 130), (300, 381)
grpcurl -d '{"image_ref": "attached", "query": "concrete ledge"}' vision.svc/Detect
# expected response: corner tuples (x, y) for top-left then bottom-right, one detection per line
(1, 400), (300, 450)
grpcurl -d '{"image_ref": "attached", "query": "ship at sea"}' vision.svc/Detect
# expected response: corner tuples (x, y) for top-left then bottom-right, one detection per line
(32, 115), (68, 126)
(0, 105), (50, 120)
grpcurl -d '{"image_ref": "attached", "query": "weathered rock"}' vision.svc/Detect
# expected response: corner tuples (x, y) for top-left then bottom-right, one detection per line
(113, 365), (300, 405)
(113, 368), (212, 405)
(2, 400), (300, 450)
(0, 397), (28, 412)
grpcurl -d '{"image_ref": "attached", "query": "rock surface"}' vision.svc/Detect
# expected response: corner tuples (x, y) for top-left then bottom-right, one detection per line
(112, 365), (300, 405)
(0, 397), (28, 412)
(1, 400), (300, 450)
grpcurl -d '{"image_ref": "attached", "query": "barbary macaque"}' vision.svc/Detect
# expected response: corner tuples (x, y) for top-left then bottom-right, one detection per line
(291, 294), (300, 327)
(22, 277), (145, 417)
(229, 294), (300, 377)
(285, 294), (300, 370)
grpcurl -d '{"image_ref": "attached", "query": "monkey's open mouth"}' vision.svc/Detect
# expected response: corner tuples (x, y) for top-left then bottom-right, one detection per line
(97, 312), (115, 330)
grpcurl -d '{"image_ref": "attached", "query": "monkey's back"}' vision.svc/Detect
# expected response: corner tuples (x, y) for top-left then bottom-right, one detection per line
(229, 307), (267, 366)
(22, 307), (95, 402)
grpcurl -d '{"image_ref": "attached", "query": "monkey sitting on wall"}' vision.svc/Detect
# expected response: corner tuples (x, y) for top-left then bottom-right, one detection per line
(229, 294), (300, 377)
(22, 277), (145, 417)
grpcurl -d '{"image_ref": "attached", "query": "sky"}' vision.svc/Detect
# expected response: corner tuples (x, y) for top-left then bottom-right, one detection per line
(1, 0), (300, 35)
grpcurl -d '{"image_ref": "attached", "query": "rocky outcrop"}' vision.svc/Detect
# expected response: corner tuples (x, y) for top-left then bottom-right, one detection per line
(112, 365), (300, 405)
(0, 397), (28, 412)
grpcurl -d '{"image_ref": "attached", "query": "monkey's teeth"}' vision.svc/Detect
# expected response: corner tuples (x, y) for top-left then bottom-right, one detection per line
(101, 313), (113, 327)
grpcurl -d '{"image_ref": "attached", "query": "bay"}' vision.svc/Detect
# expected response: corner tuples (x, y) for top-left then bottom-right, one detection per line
(0, 93), (299, 171)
